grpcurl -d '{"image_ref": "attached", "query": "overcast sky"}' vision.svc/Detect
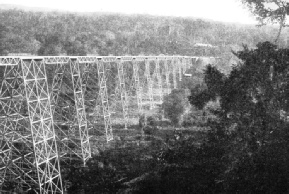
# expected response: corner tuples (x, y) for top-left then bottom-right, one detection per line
(0, 0), (257, 24)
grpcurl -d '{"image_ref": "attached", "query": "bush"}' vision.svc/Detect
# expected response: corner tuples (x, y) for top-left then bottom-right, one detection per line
(131, 126), (227, 194)
(162, 89), (189, 126)
(138, 114), (158, 136)
(65, 136), (165, 194)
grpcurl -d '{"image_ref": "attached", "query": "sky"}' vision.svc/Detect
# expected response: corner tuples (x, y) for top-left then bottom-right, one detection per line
(0, 0), (257, 24)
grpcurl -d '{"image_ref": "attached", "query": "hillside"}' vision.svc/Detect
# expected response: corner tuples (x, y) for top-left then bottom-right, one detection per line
(0, 6), (285, 57)
(0, 4), (63, 12)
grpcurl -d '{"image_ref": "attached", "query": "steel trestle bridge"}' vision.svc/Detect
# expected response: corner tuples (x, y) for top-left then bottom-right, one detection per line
(0, 55), (203, 193)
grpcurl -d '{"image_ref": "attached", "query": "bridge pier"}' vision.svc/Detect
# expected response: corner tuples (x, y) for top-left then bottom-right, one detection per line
(117, 58), (129, 129)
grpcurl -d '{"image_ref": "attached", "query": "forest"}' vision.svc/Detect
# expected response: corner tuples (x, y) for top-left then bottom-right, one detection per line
(0, 7), (286, 58)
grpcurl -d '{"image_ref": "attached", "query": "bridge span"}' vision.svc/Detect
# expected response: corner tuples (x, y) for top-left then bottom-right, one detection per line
(0, 55), (216, 193)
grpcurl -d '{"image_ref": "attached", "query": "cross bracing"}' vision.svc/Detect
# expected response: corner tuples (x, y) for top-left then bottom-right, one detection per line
(0, 55), (206, 193)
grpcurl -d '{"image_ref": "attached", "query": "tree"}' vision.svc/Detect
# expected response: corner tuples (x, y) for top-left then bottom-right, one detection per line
(162, 89), (188, 126)
(64, 39), (87, 56)
(241, 0), (289, 42)
(189, 41), (289, 192)
(0, 8), (281, 56)
(37, 33), (64, 56)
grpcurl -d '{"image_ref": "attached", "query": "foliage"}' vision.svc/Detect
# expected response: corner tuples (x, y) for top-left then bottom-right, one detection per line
(162, 89), (188, 126)
(139, 114), (159, 136)
(241, 0), (289, 42)
(138, 111), (162, 136)
(129, 125), (227, 193)
(188, 66), (223, 110)
(181, 105), (216, 128)
(189, 41), (289, 193)
(178, 66), (206, 90)
(0, 24), (8, 55)
(65, 138), (164, 193)
(241, 0), (289, 24)
(0, 8), (283, 56)
(223, 126), (289, 193)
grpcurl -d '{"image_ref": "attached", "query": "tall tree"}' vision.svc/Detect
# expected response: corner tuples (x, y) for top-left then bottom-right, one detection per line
(241, 0), (289, 42)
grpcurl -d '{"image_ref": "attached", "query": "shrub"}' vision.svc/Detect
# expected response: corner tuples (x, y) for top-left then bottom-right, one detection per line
(162, 89), (189, 126)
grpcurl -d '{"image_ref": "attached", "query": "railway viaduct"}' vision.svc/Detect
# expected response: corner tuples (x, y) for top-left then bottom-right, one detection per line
(0, 55), (217, 193)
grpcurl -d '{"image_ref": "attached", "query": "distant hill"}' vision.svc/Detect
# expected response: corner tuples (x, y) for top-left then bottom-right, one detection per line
(0, 6), (286, 59)
(0, 3), (214, 20)
(0, 4), (64, 12)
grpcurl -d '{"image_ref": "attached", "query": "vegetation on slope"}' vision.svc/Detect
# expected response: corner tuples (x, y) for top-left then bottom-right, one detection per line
(0, 8), (285, 57)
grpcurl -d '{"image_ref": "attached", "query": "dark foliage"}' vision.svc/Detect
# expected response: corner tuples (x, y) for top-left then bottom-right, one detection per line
(188, 41), (289, 193)
(130, 125), (227, 194)
(66, 139), (163, 193)
(162, 89), (188, 126)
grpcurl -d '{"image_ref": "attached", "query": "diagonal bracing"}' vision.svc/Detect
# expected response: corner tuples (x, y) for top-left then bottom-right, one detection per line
(69, 58), (91, 165)
(0, 63), (38, 193)
(116, 58), (129, 129)
(21, 58), (63, 193)
(96, 59), (113, 142)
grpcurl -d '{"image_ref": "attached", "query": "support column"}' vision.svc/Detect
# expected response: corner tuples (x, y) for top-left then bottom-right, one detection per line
(50, 59), (85, 165)
(21, 58), (63, 193)
(178, 58), (182, 82)
(96, 59), (113, 142)
(0, 63), (37, 193)
(80, 62), (92, 94)
(69, 58), (91, 165)
(0, 65), (15, 192)
(133, 59), (142, 114)
(173, 58), (177, 89)
(164, 59), (171, 94)
(117, 58), (129, 129)
(50, 63), (65, 116)
(145, 59), (154, 109)
(155, 58), (163, 102)
(182, 57), (187, 74)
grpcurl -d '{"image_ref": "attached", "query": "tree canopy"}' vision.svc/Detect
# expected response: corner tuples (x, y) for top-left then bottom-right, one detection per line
(189, 41), (289, 192)
(241, 0), (289, 42)
(162, 89), (188, 126)
(0, 8), (285, 56)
